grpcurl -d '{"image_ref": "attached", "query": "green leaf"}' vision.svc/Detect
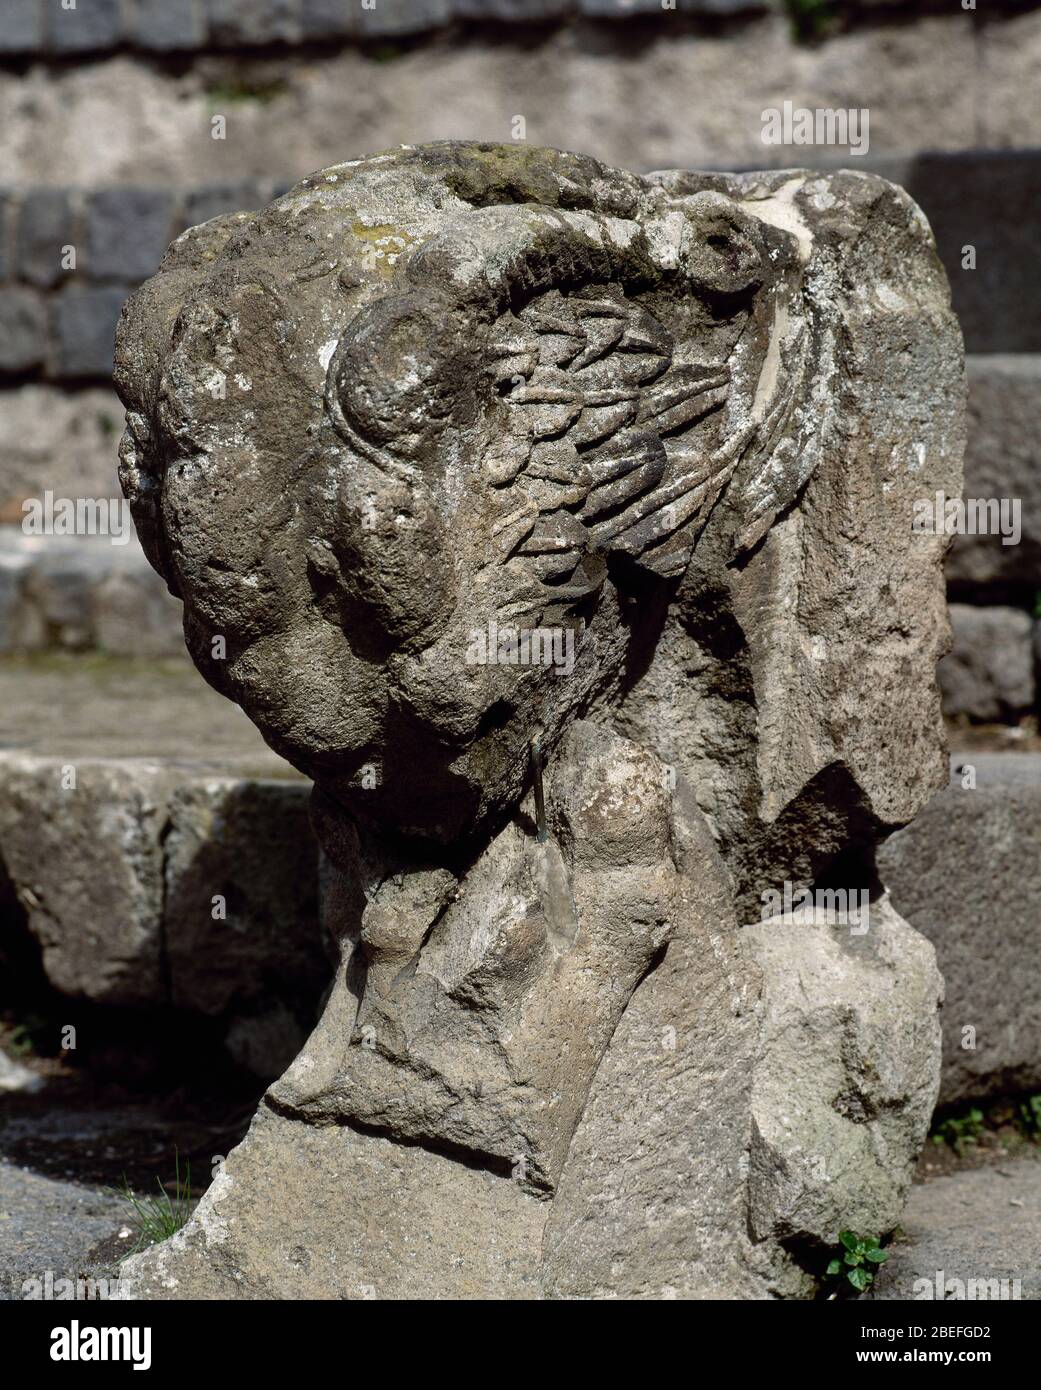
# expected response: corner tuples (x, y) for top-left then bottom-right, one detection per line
(844, 1251), (861, 1266)
(826, 1259), (842, 1276)
(839, 1230), (859, 1252)
(865, 1248), (889, 1264)
(848, 1267), (872, 1292)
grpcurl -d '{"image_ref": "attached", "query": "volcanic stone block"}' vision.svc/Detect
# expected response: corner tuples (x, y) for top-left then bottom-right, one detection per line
(15, 190), (78, 291)
(85, 188), (178, 283)
(938, 604), (1035, 722)
(298, 0), (357, 38)
(44, 0), (125, 52)
(879, 754), (1041, 1105)
(453, 0), (569, 17)
(356, 0), (452, 36)
(114, 142), (961, 1299)
(184, 181), (267, 230)
(0, 757), (175, 1006)
(52, 285), (128, 379)
(134, 0), (205, 50)
(205, 0), (299, 45)
(0, 289), (46, 374)
(946, 355), (1041, 595)
(0, 0), (44, 54)
(163, 779), (324, 1021)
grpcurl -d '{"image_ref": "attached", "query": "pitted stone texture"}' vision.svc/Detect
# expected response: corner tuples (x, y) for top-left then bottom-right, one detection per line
(879, 753), (1041, 1106)
(938, 604), (1034, 723)
(114, 143), (960, 1299)
(274, 723), (683, 1194)
(116, 143), (961, 858)
(743, 895), (942, 1246)
(117, 1103), (546, 1301)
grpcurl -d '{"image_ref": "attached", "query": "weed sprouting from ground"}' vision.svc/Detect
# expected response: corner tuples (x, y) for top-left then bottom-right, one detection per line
(112, 1153), (193, 1253)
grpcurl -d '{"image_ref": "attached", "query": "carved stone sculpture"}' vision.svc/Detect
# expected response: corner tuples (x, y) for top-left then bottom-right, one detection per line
(114, 143), (963, 1299)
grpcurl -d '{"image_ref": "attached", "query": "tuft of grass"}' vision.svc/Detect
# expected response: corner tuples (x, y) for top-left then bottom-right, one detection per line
(112, 1153), (193, 1253)
(785, 0), (837, 42)
(825, 1230), (889, 1295)
(1016, 1093), (1041, 1141)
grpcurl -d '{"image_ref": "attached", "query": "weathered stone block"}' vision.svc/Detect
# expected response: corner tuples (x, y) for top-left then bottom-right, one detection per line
(51, 284), (128, 378)
(44, 0), (125, 52)
(184, 181), (267, 230)
(453, 0), (570, 18)
(205, 0), (299, 45)
(298, 0), (357, 38)
(163, 779), (324, 1021)
(356, 0), (452, 36)
(880, 753), (1041, 1105)
(85, 188), (178, 283)
(0, 0), (44, 54)
(0, 288), (46, 374)
(134, 0), (206, 52)
(946, 355), (1041, 595)
(938, 604), (1034, 723)
(15, 189), (78, 290)
(0, 757), (174, 1006)
(743, 897), (942, 1245)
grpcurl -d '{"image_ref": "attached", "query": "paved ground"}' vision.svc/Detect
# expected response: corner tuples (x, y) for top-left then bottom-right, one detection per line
(869, 1156), (1041, 1301)
(0, 1160), (131, 1301)
(3, 1082), (1037, 1301)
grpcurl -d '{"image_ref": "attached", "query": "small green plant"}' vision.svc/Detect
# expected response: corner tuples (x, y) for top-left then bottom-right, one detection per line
(826, 1230), (889, 1294)
(785, 0), (837, 42)
(931, 1106), (986, 1155)
(3, 1012), (50, 1058)
(1016, 1093), (1041, 1141)
(113, 1154), (193, 1253)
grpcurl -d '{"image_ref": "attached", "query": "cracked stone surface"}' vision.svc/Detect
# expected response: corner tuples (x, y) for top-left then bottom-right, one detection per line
(112, 142), (962, 1298)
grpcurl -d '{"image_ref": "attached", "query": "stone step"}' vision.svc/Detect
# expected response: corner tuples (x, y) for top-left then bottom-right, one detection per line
(0, 657), (327, 1080)
(868, 1156), (1041, 1300)
(879, 752), (1041, 1106)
